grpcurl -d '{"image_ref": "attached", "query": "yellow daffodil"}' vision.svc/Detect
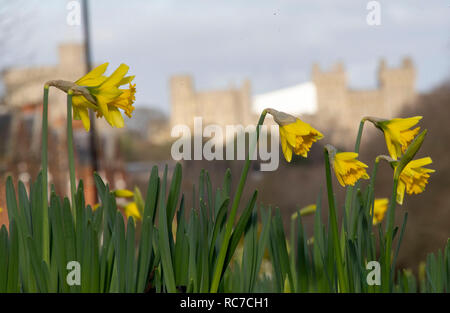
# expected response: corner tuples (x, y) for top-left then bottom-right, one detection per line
(372, 198), (388, 225)
(75, 63), (136, 130)
(113, 189), (134, 198)
(124, 202), (142, 221)
(367, 116), (422, 160)
(396, 157), (434, 205)
(332, 152), (370, 187)
(48, 63), (136, 131)
(266, 108), (323, 162)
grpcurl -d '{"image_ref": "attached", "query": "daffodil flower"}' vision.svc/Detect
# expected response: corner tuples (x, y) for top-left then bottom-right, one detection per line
(113, 189), (134, 198)
(396, 157), (434, 205)
(266, 108), (323, 162)
(372, 198), (388, 225)
(47, 63), (136, 131)
(367, 116), (422, 160)
(124, 202), (142, 221)
(332, 152), (370, 187)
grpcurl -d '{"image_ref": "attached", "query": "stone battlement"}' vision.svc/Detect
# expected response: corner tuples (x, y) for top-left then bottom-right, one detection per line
(170, 57), (416, 147)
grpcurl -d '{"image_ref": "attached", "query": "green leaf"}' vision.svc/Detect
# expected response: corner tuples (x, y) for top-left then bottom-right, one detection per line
(224, 190), (258, 272)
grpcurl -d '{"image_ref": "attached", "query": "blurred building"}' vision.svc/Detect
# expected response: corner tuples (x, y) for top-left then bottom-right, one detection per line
(0, 43), (128, 223)
(309, 58), (416, 143)
(170, 76), (254, 129)
(171, 58), (416, 146)
(125, 107), (169, 145)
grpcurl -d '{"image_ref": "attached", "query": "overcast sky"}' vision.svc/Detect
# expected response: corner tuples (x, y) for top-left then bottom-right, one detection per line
(2, 0), (449, 114)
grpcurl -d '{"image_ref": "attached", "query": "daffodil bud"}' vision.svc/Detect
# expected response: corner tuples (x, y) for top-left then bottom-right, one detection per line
(113, 189), (134, 198)
(291, 204), (317, 220)
(300, 204), (317, 217)
(418, 262), (426, 283)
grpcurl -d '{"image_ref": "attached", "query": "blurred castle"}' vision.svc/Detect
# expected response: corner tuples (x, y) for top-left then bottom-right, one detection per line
(170, 76), (254, 129)
(170, 57), (416, 144)
(0, 41), (417, 225)
(310, 58), (416, 143)
(0, 43), (127, 224)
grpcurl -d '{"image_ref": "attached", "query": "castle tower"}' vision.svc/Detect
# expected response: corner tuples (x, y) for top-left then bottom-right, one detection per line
(240, 79), (254, 125)
(169, 75), (254, 131)
(58, 43), (86, 72)
(378, 57), (416, 117)
(170, 75), (195, 128)
(312, 62), (348, 125)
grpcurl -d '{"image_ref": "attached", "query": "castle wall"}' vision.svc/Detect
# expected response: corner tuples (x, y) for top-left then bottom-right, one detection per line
(311, 58), (416, 146)
(170, 76), (254, 130)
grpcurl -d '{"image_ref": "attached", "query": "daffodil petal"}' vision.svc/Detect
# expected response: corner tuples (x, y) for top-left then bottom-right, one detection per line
(109, 107), (125, 128)
(75, 63), (109, 86)
(78, 106), (91, 131)
(100, 63), (129, 89)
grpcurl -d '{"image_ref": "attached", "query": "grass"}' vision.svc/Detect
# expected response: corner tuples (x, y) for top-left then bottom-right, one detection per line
(0, 161), (448, 293)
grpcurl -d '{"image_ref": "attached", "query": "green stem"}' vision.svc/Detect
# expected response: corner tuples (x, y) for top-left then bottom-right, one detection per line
(366, 159), (380, 228)
(383, 177), (399, 292)
(41, 85), (50, 264)
(344, 119), (366, 236)
(210, 110), (267, 293)
(354, 119), (366, 154)
(362, 158), (380, 264)
(324, 148), (348, 293)
(67, 91), (77, 222)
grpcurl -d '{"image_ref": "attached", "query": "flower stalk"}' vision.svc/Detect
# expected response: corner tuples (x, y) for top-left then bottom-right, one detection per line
(345, 118), (367, 236)
(67, 91), (77, 221)
(324, 145), (348, 293)
(382, 129), (427, 292)
(210, 110), (267, 293)
(41, 85), (50, 265)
